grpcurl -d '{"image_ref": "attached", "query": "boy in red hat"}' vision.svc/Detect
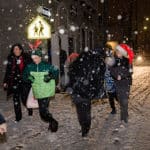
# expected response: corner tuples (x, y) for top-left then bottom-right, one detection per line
(110, 44), (134, 126)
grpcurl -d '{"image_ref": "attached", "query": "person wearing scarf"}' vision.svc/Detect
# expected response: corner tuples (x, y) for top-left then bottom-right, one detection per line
(3, 43), (33, 122)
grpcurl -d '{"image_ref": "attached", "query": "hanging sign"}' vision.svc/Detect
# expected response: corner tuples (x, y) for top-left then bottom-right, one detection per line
(27, 16), (51, 39)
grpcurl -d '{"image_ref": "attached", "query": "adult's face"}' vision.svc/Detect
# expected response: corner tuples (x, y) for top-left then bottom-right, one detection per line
(13, 46), (22, 57)
(31, 55), (42, 64)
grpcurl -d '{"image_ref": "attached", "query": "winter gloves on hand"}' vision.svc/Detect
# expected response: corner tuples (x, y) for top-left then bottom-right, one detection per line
(28, 73), (55, 84)
(44, 73), (55, 83)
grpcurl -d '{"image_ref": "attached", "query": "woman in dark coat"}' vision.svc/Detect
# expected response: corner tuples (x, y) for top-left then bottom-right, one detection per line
(3, 43), (33, 122)
(68, 49), (105, 137)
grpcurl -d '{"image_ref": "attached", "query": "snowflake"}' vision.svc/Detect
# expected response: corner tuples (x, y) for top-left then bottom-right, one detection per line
(8, 27), (12, 31)
(19, 24), (23, 28)
(44, 55), (49, 59)
(48, 0), (52, 4)
(56, 51), (60, 55)
(9, 45), (12, 48)
(117, 15), (122, 20)
(80, 58), (83, 62)
(10, 9), (13, 13)
(3, 60), (8, 65)
(18, 4), (23, 8)
(42, 51), (46, 54)
(84, 47), (89, 52)
(134, 31), (138, 35)
(13, 86), (17, 89)
(100, 0), (104, 3)
(15, 102), (18, 105)
(92, 70), (95, 74)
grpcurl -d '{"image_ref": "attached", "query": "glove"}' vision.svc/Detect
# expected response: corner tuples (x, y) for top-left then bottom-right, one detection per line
(44, 73), (54, 83)
(28, 75), (35, 83)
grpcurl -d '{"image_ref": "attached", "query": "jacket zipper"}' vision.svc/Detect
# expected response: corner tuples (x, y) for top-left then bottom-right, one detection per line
(37, 64), (39, 72)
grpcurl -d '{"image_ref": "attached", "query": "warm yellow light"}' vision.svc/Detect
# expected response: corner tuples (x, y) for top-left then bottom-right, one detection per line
(137, 56), (143, 61)
(27, 16), (51, 39)
(143, 26), (148, 30)
(146, 17), (149, 21)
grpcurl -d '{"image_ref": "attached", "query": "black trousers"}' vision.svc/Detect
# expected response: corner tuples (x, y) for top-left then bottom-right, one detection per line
(74, 96), (91, 130)
(13, 90), (33, 121)
(108, 92), (118, 110)
(116, 88), (130, 123)
(37, 98), (52, 123)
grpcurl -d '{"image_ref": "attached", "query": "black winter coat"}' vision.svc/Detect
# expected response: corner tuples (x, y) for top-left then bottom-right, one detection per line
(69, 50), (106, 100)
(3, 53), (32, 97)
(110, 57), (132, 99)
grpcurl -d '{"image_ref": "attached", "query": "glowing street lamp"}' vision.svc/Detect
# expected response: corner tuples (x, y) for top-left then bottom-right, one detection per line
(143, 26), (148, 30)
(145, 17), (149, 21)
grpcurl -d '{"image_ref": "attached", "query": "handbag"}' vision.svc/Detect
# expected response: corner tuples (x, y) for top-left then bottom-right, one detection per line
(26, 88), (39, 109)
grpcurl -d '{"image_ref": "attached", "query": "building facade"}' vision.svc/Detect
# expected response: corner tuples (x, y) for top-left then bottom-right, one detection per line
(0, 0), (101, 83)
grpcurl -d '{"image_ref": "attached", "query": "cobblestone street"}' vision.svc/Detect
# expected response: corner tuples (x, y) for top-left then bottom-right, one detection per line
(0, 66), (150, 150)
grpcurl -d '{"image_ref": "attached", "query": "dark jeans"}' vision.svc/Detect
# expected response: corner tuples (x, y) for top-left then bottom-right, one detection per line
(108, 92), (118, 110)
(37, 98), (52, 123)
(73, 95), (91, 130)
(13, 91), (33, 121)
(119, 98), (128, 123)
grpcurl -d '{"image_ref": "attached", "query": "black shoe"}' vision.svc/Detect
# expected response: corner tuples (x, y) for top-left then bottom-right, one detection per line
(28, 109), (33, 116)
(48, 118), (58, 132)
(111, 109), (117, 114)
(81, 127), (90, 137)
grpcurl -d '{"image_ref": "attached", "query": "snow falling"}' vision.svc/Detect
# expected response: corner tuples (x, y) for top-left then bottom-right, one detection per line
(0, 0), (150, 150)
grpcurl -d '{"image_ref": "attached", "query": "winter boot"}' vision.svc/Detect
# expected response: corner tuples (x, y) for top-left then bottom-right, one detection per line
(81, 126), (90, 137)
(48, 117), (58, 132)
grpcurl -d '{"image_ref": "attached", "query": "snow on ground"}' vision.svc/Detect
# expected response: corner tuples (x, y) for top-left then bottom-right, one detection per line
(0, 66), (150, 150)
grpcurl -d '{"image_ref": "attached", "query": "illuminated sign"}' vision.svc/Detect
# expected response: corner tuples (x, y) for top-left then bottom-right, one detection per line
(27, 16), (51, 39)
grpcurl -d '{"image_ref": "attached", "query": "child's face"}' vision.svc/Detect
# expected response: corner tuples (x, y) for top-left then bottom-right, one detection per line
(31, 55), (42, 64)
(116, 50), (123, 58)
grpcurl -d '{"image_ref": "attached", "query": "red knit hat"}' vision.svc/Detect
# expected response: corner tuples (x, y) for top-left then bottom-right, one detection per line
(116, 44), (134, 64)
(68, 53), (79, 62)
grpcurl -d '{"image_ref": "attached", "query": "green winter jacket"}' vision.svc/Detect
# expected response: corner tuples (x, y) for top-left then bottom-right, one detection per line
(23, 61), (59, 99)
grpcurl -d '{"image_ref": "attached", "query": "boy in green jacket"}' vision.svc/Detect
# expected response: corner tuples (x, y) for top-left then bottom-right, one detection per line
(23, 48), (59, 132)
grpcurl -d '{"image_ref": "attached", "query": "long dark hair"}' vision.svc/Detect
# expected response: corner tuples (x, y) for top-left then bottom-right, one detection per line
(10, 43), (24, 56)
